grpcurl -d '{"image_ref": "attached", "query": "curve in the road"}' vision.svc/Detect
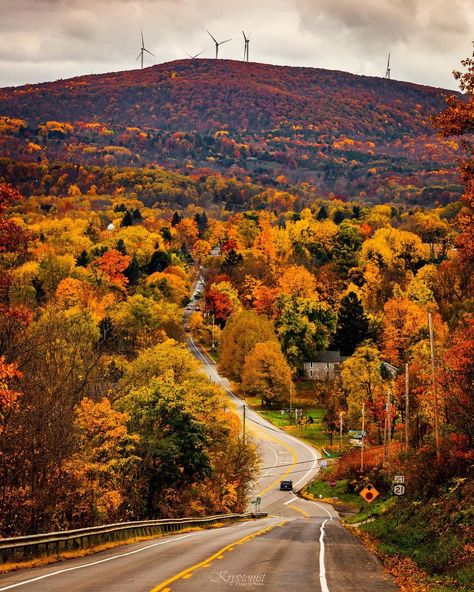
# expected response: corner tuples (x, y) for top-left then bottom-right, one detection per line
(187, 336), (321, 502)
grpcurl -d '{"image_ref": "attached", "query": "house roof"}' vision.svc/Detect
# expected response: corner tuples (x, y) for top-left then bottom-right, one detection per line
(306, 351), (343, 363)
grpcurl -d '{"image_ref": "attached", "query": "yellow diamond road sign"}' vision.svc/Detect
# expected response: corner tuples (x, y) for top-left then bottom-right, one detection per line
(360, 483), (380, 503)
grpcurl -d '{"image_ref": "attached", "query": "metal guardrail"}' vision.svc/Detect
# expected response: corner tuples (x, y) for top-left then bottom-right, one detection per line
(0, 512), (268, 565)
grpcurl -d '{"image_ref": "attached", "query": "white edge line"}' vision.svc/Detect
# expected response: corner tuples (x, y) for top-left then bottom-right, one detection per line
(310, 502), (334, 520)
(0, 520), (268, 592)
(283, 497), (298, 506)
(319, 518), (330, 592)
(188, 336), (320, 490)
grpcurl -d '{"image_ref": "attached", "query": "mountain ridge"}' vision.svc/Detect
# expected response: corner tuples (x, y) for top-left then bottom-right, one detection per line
(0, 59), (463, 205)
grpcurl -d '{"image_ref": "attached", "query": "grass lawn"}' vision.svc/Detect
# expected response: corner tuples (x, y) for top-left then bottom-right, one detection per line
(255, 406), (351, 457)
(206, 349), (219, 363)
(304, 478), (363, 507)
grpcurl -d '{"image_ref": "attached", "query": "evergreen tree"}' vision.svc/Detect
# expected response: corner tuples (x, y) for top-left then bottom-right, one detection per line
(194, 211), (208, 236)
(125, 255), (141, 286)
(116, 239), (127, 255)
(333, 209), (346, 225)
(120, 210), (133, 227)
(316, 204), (329, 220)
(160, 227), (172, 242)
(132, 208), (142, 221)
(76, 249), (90, 267)
(222, 248), (243, 269)
(171, 211), (182, 227)
(148, 250), (171, 273)
(333, 292), (369, 356)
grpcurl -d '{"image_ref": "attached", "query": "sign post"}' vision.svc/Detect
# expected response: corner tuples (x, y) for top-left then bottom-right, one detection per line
(392, 478), (406, 526)
(250, 496), (262, 514)
(359, 483), (379, 504)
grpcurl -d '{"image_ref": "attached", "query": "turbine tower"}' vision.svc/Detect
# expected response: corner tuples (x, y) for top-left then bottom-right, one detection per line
(137, 30), (154, 70)
(242, 30), (250, 62)
(385, 52), (391, 79)
(207, 31), (231, 59)
(186, 50), (206, 59)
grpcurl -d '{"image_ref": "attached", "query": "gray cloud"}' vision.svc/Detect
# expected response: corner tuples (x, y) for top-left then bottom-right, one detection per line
(0, 0), (472, 88)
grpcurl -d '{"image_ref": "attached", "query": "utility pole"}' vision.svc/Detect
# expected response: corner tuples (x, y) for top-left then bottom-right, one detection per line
(339, 411), (344, 453)
(242, 404), (246, 443)
(429, 312), (440, 459)
(405, 363), (409, 449)
(289, 383), (293, 424)
(387, 386), (392, 452)
(360, 402), (365, 471)
(211, 313), (216, 351)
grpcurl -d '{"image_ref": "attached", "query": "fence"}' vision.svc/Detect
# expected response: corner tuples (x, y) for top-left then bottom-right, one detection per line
(0, 512), (267, 565)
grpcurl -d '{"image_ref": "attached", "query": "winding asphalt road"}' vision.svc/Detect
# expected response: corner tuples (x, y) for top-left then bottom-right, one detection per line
(0, 275), (399, 591)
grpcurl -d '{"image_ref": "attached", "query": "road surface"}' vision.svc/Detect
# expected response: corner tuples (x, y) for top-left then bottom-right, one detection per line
(0, 275), (399, 591)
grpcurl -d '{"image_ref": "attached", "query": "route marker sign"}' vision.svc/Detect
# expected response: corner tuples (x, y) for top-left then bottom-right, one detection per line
(329, 480), (337, 488)
(360, 483), (380, 503)
(393, 484), (406, 496)
(394, 475), (405, 484)
(320, 460), (328, 468)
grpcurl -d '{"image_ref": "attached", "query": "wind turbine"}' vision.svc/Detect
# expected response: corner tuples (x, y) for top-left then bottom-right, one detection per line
(207, 31), (231, 59)
(242, 30), (250, 62)
(385, 52), (391, 79)
(136, 30), (154, 70)
(186, 50), (206, 59)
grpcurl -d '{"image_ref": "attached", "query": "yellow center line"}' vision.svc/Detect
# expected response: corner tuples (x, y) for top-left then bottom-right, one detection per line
(149, 521), (287, 592)
(286, 503), (311, 518)
(248, 425), (298, 496)
(190, 339), (301, 496)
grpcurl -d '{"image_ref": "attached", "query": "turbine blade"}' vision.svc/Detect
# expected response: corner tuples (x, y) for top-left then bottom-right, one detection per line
(194, 49), (206, 58)
(242, 30), (246, 40)
(144, 48), (154, 56)
(207, 30), (218, 44)
(220, 39), (231, 45)
(136, 51), (142, 61)
(141, 30), (144, 46)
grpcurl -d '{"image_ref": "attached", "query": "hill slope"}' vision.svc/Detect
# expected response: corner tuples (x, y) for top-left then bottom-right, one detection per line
(0, 60), (463, 205)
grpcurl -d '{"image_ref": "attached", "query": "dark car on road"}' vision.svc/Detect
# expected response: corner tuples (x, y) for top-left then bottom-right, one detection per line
(280, 480), (293, 491)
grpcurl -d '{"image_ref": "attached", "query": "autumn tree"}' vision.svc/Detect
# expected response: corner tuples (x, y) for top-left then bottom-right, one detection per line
(274, 295), (336, 370)
(381, 296), (428, 365)
(277, 264), (317, 298)
(242, 341), (293, 406)
(433, 45), (474, 262)
(0, 184), (29, 257)
(441, 319), (474, 446)
(69, 398), (139, 524)
(92, 249), (131, 293)
(219, 311), (277, 381)
(341, 344), (387, 442)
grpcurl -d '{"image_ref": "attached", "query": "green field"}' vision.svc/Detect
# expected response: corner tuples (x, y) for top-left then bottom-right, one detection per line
(256, 407), (350, 456)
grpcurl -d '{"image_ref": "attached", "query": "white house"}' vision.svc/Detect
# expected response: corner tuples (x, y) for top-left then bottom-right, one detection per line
(304, 351), (346, 380)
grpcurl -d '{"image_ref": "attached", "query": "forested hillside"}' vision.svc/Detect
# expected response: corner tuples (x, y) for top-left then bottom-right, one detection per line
(0, 60), (464, 205)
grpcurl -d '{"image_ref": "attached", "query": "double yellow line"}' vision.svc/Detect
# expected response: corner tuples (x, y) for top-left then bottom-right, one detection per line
(150, 521), (287, 592)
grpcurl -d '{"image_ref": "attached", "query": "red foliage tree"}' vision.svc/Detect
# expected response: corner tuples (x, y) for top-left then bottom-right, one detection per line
(442, 319), (474, 446)
(433, 46), (474, 262)
(92, 249), (131, 292)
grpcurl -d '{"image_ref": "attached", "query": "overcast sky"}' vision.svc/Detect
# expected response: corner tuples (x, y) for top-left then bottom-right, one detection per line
(0, 0), (472, 89)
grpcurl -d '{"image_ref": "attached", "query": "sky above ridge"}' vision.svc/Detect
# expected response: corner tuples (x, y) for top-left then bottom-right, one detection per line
(0, 0), (472, 89)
